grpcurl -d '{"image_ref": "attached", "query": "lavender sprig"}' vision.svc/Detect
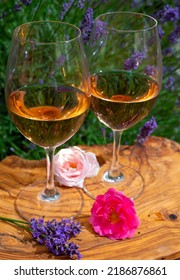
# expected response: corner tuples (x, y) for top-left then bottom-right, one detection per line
(93, 20), (108, 42)
(0, 216), (82, 259)
(168, 26), (180, 44)
(156, 5), (179, 23)
(21, 0), (32, 6)
(79, 7), (94, 44)
(144, 65), (156, 76)
(137, 116), (157, 144)
(77, 0), (85, 9)
(124, 50), (146, 71)
(30, 217), (82, 259)
(165, 76), (175, 91)
(59, 0), (75, 21)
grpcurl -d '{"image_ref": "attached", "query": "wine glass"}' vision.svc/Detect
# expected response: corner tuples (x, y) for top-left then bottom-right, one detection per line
(85, 12), (162, 199)
(5, 21), (90, 220)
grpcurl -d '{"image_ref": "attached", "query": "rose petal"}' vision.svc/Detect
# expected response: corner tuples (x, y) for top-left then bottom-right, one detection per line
(85, 152), (100, 177)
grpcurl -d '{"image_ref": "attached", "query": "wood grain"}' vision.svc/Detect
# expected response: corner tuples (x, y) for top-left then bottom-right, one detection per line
(0, 136), (180, 260)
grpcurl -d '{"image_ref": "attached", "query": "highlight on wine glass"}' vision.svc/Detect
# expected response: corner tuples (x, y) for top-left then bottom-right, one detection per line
(5, 21), (91, 220)
(87, 11), (162, 199)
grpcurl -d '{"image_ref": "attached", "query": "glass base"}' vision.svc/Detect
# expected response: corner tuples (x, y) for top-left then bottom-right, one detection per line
(103, 170), (124, 182)
(15, 181), (84, 221)
(83, 163), (144, 200)
(40, 188), (61, 202)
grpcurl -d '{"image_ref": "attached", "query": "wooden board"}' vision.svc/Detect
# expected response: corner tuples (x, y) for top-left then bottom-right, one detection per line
(0, 136), (180, 260)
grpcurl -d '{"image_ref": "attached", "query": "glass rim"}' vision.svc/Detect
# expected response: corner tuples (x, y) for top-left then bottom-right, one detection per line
(13, 20), (82, 44)
(95, 11), (158, 32)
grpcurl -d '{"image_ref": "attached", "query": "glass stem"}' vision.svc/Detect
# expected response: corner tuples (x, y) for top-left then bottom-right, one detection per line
(108, 130), (123, 178)
(44, 146), (58, 197)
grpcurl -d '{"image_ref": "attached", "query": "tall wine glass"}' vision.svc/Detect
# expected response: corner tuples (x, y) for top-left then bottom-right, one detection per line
(5, 21), (90, 220)
(86, 12), (162, 199)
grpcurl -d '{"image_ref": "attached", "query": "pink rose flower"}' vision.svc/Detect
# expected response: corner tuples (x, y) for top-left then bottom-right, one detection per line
(54, 146), (100, 188)
(89, 188), (140, 240)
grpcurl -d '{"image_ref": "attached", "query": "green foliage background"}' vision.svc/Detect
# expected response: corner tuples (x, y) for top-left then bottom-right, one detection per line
(0, 0), (179, 160)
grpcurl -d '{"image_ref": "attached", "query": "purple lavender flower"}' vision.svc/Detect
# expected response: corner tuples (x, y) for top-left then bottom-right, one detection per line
(124, 50), (146, 71)
(59, 0), (74, 20)
(56, 55), (66, 66)
(144, 65), (156, 76)
(156, 5), (179, 23)
(168, 26), (180, 44)
(20, 0), (32, 6)
(79, 7), (94, 44)
(131, 0), (152, 8)
(30, 218), (48, 244)
(93, 20), (108, 42)
(46, 239), (82, 259)
(158, 26), (165, 39)
(0, 0), (32, 19)
(165, 76), (175, 91)
(14, 4), (22, 12)
(163, 47), (173, 55)
(64, 242), (82, 259)
(77, 0), (85, 9)
(30, 217), (82, 259)
(131, 0), (139, 8)
(137, 116), (157, 144)
(58, 218), (82, 238)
